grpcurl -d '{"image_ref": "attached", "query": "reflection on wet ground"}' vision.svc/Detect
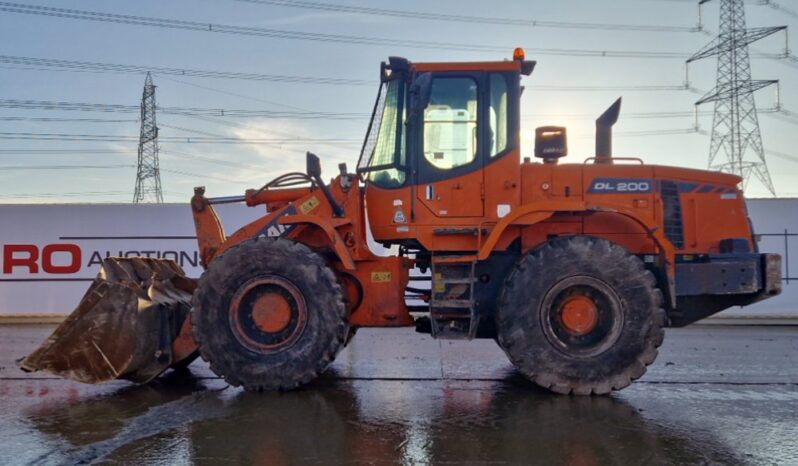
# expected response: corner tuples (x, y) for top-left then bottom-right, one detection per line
(1, 325), (797, 465)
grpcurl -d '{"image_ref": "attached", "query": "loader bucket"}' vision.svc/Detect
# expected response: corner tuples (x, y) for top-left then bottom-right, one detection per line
(17, 257), (197, 384)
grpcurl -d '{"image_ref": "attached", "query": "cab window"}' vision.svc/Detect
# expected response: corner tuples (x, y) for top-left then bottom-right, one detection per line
(489, 74), (508, 157)
(366, 79), (406, 187)
(423, 77), (478, 170)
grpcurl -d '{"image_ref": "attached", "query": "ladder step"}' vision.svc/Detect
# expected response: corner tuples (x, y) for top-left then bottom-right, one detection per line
(431, 299), (473, 308)
(431, 313), (472, 320)
(439, 278), (476, 284)
(432, 255), (478, 264)
(429, 255), (478, 340)
(433, 227), (486, 236)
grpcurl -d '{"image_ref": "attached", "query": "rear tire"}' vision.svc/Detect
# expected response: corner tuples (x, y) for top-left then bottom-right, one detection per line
(191, 236), (348, 391)
(496, 236), (665, 395)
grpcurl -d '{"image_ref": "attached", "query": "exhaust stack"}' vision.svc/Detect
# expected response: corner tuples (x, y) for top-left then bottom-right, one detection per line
(595, 98), (622, 164)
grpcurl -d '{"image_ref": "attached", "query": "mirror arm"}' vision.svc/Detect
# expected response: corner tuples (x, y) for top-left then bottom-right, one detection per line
(306, 152), (344, 217)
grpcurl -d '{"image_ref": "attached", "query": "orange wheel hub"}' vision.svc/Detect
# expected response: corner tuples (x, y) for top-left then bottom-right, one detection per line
(251, 293), (292, 333)
(228, 276), (307, 353)
(559, 295), (599, 335)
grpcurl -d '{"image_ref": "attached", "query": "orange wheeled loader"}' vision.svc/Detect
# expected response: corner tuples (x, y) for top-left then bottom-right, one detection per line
(20, 51), (782, 395)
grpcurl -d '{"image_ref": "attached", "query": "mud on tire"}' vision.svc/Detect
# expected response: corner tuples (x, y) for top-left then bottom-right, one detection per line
(496, 236), (666, 395)
(191, 236), (348, 391)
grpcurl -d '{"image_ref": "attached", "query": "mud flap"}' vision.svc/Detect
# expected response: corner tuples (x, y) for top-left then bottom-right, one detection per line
(17, 258), (197, 384)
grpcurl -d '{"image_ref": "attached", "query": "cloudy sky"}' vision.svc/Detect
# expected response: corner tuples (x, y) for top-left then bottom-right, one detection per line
(0, 0), (795, 202)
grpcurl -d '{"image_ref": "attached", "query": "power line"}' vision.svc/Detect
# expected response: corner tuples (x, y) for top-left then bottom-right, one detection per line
(0, 98), (369, 119)
(232, 0), (702, 32)
(0, 149), (136, 154)
(160, 167), (247, 184)
(0, 131), (141, 142)
(161, 149), (260, 169)
(0, 131), (360, 144)
(0, 116), (137, 123)
(758, 1), (798, 20)
(0, 163), (251, 185)
(0, 85), (703, 121)
(766, 112), (798, 126)
(526, 111), (704, 120)
(0, 98), (140, 113)
(0, 3), (694, 58)
(155, 74), (310, 111)
(616, 128), (707, 137)
(164, 113), (362, 154)
(524, 106), (781, 120)
(160, 122), (360, 149)
(0, 189), (192, 199)
(156, 77), (371, 156)
(0, 190), (131, 199)
(777, 108), (798, 119)
(168, 113), (318, 140)
(577, 127), (707, 138)
(0, 54), (370, 86)
(0, 149), (260, 168)
(0, 146), (263, 169)
(767, 149), (798, 164)
(0, 103), (739, 124)
(0, 103), (745, 125)
(0, 164), (134, 170)
(161, 122), (308, 149)
(529, 84), (697, 92)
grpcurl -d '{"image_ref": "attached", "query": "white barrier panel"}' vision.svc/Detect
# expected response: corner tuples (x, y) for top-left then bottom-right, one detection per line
(0, 200), (795, 319)
(729, 198), (798, 318)
(0, 203), (261, 316)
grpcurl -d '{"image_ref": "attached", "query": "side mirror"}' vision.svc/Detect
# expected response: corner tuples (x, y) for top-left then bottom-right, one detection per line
(410, 72), (433, 113)
(306, 152), (322, 178)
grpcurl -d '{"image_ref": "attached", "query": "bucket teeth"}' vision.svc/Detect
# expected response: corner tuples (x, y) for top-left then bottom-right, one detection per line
(18, 258), (196, 385)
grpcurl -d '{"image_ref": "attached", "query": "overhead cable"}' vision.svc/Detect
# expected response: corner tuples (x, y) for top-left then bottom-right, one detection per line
(0, 54), (369, 86)
(758, 0), (798, 20)
(0, 97), (369, 119)
(0, 164), (134, 170)
(0, 131), (360, 144)
(0, 3), (694, 58)
(232, 0), (701, 32)
(0, 116), (137, 123)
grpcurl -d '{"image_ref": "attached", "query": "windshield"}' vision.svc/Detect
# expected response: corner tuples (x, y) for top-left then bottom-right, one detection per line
(357, 79), (406, 188)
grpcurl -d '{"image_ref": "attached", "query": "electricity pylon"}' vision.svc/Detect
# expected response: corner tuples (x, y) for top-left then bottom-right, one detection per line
(688, 0), (785, 196)
(133, 72), (163, 203)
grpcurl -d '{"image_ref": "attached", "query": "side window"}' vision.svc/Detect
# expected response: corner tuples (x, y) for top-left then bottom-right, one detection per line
(367, 80), (406, 187)
(423, 77), (478, 170)
(489, 74), (508, 157)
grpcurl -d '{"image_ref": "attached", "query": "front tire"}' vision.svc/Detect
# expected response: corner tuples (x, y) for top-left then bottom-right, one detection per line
(496, 236), (665, 395)
(191, 236), (348, 391)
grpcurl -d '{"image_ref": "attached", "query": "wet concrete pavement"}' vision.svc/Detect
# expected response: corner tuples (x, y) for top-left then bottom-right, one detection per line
(1, 324), (797, 465)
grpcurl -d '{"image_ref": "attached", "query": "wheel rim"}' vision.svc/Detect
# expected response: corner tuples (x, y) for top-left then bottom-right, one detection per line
(560, 295), (599, 335)
(229, 276), (308, 353)
(540, 276), (624, 358)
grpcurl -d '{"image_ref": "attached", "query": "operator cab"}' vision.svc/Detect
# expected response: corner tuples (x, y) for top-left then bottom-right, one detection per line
(357, 51), (535, 249)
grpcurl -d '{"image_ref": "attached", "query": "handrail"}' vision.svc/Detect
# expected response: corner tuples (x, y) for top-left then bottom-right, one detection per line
(582, 157), (644, 165)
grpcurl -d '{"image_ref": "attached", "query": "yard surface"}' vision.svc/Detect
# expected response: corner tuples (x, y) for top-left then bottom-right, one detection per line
(1, 324), (796, 465)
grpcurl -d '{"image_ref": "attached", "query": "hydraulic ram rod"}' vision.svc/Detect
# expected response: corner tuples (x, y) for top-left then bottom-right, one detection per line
(207, 195), (246, 205)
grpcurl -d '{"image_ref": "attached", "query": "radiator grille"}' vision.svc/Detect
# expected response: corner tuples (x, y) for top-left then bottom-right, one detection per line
(661, 180), (685, 249)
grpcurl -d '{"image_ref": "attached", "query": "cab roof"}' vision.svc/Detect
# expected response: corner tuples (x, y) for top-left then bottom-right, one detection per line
(413, 59), (535, 75)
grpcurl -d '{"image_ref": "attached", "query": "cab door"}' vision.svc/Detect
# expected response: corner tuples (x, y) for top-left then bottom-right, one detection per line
(415, 74), (484, 218)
